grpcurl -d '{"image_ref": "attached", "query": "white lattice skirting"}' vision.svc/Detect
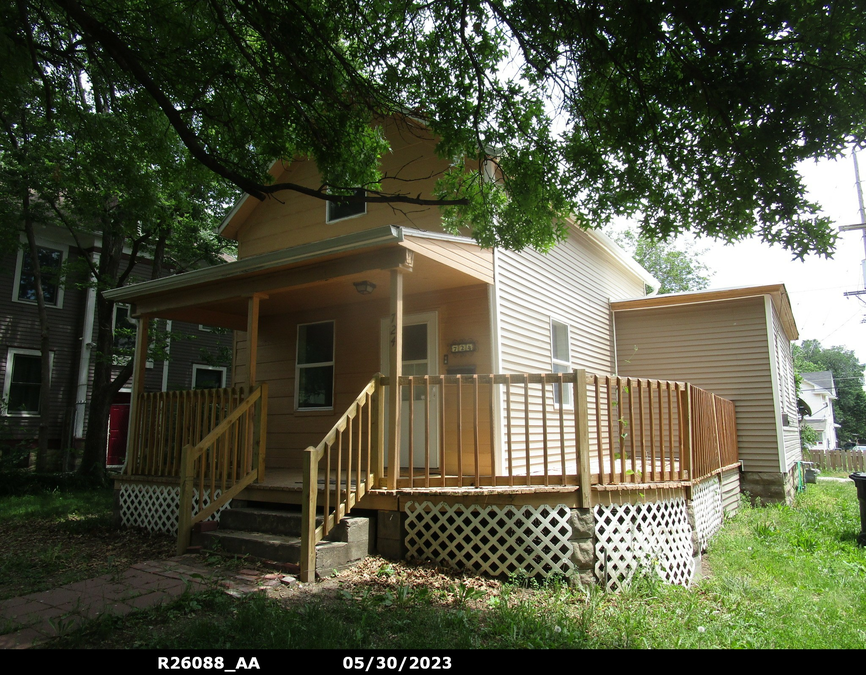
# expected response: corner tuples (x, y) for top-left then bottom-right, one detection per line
(404, 502), (575, 578)
(594, 499), (695, 591)
(118, 482), (231, 535)
(692, 476), (724, 550)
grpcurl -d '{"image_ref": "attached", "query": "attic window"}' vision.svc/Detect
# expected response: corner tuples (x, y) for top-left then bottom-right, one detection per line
(326, 188), (366, 223)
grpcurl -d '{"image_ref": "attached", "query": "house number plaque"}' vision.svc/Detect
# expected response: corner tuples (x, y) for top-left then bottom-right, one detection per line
(450, 340), (476, 354)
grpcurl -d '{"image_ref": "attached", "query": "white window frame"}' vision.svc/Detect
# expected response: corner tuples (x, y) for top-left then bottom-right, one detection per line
(2, 348), (53, 417)
(325, 188), (367, 224)
(192, 364), (227, 390)
(550, 318), (572, 408)
(295, 320), (335, 411)
(12, 241), (68, 310)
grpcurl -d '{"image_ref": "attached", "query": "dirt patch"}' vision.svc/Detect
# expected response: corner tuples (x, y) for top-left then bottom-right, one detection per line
(252, 556), (504, 609)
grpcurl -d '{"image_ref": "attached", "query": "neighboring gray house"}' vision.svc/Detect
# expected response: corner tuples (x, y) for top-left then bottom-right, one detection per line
(0, 223), (233, 467)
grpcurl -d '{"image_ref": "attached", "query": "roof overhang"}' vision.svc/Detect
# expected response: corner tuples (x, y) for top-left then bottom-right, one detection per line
(610, 283), (799, 339)
(584, 228), (659, 291)
(104, 226), (492, 329)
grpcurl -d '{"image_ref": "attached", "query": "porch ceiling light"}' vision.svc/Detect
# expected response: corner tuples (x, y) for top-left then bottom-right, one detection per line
(353, 280), (376, 295)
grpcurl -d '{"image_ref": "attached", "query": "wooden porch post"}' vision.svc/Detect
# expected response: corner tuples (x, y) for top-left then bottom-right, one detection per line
(246, 294), (264, 388)
(246, 293), (266, 481)
(387, 268), (403, 490)
(574, 369), (592, 508)
(124, 313), (149, 474)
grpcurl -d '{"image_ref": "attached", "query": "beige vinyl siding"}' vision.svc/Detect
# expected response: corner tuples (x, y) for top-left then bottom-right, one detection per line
(232, 121), (463, 259)
(771, 301), (802, 471)
(494, 225), (646, 473)
(233, 284), (492, 470)
(613, 296), (783, 473)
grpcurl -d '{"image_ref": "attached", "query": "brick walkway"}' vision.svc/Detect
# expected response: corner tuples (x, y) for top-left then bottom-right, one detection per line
(0, 555), (296, 649)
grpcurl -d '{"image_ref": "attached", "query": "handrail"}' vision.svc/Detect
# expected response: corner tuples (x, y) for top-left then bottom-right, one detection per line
(300, 375), (380, 582)
(176, 382), (268, 555)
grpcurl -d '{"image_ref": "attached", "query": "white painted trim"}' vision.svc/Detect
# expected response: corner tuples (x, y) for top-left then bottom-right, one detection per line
(2, 348), (54, 417)
(74, 251), (99, 438)
(549, 316), (573, 409)
(401, 227), (477, 245)
(11, 237), (69, 310)
(325, 189), (367, 224)
(585, 228), (658, 289)
(192, 363), (227, 389)
(764, 295), (787, 473)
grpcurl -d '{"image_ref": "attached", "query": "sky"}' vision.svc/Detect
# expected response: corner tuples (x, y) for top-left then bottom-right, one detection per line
(668, 152), (866, 367)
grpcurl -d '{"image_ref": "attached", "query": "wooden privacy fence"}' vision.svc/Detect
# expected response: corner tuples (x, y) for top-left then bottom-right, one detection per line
(803, 447), (866, 473)
(176, 383), (268, 555)
(301, 376), (380, 582)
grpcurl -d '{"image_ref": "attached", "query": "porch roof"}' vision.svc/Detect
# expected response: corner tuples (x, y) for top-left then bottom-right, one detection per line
(103, 226), (493, 329)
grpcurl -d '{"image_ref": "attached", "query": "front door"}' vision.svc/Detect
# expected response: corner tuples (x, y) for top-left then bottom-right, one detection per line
(380, 312), (439, 468)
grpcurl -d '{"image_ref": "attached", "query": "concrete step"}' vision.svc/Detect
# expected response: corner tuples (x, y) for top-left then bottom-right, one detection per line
(201, 508), (375, 576)
(218, 506), (317, 537)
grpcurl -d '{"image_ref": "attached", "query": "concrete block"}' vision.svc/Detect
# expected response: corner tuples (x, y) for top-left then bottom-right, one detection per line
(377, 510), (406, 541)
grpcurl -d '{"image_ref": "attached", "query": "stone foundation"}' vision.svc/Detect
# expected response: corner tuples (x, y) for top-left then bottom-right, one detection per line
(741, 467), (797, 505)
(568, 508), (596, 587)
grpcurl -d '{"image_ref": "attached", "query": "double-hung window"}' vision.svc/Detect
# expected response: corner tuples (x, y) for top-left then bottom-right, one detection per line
(296, 321), (335, 410)
(14, 245), (65, 307)
(550, 319), (572, 407)
(3, 349), (47, 416)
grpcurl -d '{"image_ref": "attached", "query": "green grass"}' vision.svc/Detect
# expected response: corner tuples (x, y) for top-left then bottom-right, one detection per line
(42, 480), (866, 649)
(0, 488), (114, 526)
(0, 483), (173, 600)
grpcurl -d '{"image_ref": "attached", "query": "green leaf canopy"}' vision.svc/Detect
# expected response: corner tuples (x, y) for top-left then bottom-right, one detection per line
(5, 0), (866, 256)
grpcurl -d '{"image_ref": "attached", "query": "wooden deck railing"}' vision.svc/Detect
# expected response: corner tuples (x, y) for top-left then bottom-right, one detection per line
(300, 376), (380, 582)
(382, 371), (738, 489)
(176, 383), (268, 555)
(126, 387), (249, 477)
(689, 385), (739, 479)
